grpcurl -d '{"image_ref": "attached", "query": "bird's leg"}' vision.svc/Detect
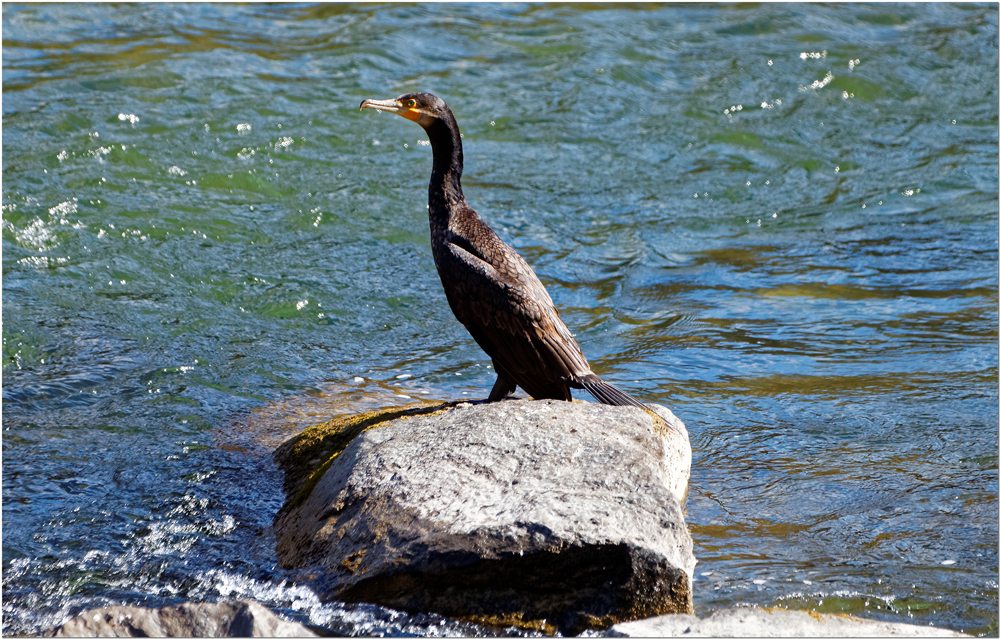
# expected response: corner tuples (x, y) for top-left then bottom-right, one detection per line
(486, 374), (516, 402)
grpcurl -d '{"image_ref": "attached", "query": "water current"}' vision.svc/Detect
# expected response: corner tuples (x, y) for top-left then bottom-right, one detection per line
(3, 3), (998, 636)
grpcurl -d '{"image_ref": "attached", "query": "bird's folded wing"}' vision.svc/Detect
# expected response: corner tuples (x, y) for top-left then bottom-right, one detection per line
(442, 240), (590, 381)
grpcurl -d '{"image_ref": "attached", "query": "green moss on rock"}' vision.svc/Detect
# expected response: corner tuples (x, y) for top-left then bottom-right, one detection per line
(274, 401), (457, 516)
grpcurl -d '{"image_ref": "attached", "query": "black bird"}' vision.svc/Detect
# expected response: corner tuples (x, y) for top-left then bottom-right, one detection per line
(360, 92), (645, 408)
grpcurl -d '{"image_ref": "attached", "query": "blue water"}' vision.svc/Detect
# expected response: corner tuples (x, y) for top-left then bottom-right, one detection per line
(3, 3), (997, 636)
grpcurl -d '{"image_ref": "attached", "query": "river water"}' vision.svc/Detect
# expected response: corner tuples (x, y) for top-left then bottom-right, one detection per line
(3, 3), (997, 636)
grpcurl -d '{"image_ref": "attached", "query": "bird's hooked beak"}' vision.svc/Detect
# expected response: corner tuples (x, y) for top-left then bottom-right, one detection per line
(359, 98), (423, 123)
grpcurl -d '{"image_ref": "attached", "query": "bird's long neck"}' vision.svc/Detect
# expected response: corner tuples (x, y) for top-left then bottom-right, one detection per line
(425, 116), (465, 233)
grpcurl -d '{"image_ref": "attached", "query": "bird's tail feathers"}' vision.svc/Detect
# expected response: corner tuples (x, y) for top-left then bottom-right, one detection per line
(580, 375), (645, 409)
(579, 375), (679, 435)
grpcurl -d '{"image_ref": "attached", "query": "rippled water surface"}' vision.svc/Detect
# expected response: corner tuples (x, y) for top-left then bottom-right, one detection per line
(3, 3), (998, 636)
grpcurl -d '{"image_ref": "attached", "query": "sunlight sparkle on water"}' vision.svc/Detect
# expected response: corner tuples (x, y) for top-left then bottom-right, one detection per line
(802, 71), (835, 91)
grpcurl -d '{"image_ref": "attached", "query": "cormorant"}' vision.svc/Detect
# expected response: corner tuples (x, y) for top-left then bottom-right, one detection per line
(360, 92), (645, 409)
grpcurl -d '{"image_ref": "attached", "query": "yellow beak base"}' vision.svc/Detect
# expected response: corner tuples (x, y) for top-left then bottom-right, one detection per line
(399, 108), (422, 122)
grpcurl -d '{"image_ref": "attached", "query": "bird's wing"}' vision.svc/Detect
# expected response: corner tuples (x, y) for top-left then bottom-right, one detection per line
(438, 235), (591, 387)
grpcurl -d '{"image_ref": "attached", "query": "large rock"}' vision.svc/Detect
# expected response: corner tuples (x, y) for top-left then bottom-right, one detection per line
(607, 607), (970, 637)
(41, 600), (316, 637)
(273, 399), (693, 635)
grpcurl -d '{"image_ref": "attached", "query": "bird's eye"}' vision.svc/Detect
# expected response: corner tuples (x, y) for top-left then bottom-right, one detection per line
(406, 99), (416, 108)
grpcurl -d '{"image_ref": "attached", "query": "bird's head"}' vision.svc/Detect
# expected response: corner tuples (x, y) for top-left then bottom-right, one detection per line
(359, 92), (452, 129)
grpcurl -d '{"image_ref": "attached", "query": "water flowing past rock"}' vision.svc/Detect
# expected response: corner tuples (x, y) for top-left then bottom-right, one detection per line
(608, 607), (971, 637)
(272, 400), (693, 635)
(41, 601), (316, 637)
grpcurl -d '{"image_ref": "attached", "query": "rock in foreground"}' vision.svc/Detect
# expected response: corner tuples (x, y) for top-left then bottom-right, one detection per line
(608, 607), (970, 637)
(273, 399), (693, 635)
(41, 600), (316, 637)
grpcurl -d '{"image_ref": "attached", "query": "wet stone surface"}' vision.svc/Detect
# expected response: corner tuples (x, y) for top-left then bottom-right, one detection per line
(274, 400), (693, 634)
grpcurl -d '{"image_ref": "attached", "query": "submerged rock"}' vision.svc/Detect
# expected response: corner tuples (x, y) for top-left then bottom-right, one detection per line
(273, 399), (693, 635)
(41, 600), (316, 637)
(606, 607), (971, 637)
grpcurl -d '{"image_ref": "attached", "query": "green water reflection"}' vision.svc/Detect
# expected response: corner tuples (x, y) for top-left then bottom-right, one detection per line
(3, 2), (997, 636)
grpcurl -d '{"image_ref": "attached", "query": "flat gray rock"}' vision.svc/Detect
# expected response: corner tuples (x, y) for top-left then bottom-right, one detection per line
(273, 399), (693, 635)
(41, 600), (316, 637)
(608, 607), (970, 637)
